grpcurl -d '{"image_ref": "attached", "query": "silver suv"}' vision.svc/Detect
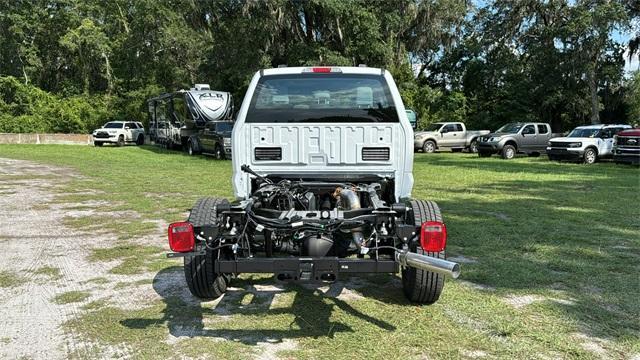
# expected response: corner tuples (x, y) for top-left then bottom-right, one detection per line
(167, 66), (460, 305)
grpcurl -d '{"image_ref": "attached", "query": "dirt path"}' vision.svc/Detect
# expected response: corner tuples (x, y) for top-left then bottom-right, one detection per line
(0, 158), (124, 359)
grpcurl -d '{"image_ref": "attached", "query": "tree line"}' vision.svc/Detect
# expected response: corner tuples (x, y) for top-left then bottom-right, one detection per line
(0, 0), (638, 133)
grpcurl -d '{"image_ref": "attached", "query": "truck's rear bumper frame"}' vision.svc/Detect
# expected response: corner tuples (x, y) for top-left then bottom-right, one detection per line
(214, 257), (399, 281)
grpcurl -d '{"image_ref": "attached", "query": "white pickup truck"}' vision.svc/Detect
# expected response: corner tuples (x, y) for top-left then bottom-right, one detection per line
(413, 122), (490, 153)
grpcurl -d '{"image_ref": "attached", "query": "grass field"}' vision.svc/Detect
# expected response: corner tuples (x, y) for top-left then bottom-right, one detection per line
(0, 144), (638, 359)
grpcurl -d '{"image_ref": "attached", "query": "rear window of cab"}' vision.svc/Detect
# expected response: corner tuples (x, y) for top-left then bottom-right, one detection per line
(246, 74), (399, 123)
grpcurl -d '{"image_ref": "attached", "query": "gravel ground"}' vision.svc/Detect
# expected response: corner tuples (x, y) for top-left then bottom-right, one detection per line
(0, 158), (149, 359)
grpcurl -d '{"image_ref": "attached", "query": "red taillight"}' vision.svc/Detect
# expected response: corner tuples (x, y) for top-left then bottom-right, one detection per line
(420, 221), (447, 252)
(168, 222), (194, 252)
(312, 67), (332, 73)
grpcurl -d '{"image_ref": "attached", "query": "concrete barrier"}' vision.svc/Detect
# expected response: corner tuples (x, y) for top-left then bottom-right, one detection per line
(0, 133), (93, 145)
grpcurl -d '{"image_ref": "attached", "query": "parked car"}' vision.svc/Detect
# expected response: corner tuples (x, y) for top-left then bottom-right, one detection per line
(92, 121), (145, 147)
(414, 122), (490, 153)
(186, 121), (233, 159)
(477, 122), (561, 159)
(167, 66), (460, 305)
(547, 124), (631, 164)
(613, 128), (640, 165)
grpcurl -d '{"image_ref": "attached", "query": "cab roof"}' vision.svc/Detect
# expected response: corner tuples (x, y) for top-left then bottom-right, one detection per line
(574, 124), (629, 129)
(259, 66), (385, 77)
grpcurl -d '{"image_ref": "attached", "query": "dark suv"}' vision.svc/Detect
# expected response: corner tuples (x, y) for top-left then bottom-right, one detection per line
(186, 121), (233, 159)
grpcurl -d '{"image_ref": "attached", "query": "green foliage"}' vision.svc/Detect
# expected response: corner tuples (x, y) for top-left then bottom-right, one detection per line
(0, 76), (114, 133)
(626, 71), (640, 123)
(0, 1), (635, 133)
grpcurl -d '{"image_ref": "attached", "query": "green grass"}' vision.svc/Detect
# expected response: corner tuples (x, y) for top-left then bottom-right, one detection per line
(53, 290), (91, 304)
(33, 266), (62, 280)
(0, 270), (22, 288)
(88, 243), (170, 275)
(0, 144), (639, 359)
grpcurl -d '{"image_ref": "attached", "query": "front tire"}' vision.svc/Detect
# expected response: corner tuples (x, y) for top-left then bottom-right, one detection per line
(501, 144), (516, 159)
(402, 200), (446, 304)
(583, 148), (597, 164)
(214, 144), (225, 160)
(184, 198), (231, 299)
(422, 140), (436, 153)
(187, 140), (199, 156)
(94, 141), (103, 147)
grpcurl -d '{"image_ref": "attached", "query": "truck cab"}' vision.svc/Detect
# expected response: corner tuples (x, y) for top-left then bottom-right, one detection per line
(231, 66), (415, 201)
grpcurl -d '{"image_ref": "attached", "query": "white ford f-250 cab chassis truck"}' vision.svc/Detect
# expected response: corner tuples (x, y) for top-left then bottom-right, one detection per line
(167, 66), (460, 304)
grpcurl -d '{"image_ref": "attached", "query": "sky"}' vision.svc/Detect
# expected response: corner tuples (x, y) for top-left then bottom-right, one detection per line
(613, 31), (639, 74)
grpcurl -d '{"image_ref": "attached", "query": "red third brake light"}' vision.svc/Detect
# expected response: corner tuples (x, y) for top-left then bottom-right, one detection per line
(420, 221), (447, 252)
(312, 67), (332, 73)
(168, 222), (194, 252)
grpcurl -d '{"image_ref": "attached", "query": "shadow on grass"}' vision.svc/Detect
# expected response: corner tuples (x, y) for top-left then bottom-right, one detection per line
(137, 144), (230, 162)
(421, 156), (640, 342)
(121, 267), (397, 345)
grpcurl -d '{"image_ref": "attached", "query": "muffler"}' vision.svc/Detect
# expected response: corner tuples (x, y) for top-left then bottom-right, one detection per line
(395, 251), (461, 278)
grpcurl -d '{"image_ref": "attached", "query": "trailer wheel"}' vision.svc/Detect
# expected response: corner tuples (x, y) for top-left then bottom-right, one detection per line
(402, 200), (445, 304)
(184, 197), (231, 299)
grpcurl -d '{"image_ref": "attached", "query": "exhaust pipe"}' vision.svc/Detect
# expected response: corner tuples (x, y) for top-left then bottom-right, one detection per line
(333, 187), (364, 247)
(395, 251), (461, 278)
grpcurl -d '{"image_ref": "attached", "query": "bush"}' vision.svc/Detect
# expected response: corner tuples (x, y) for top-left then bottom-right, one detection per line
(0, 76), (114, 133)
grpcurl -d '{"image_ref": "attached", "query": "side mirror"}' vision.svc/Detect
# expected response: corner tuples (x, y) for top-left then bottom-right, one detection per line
(440, 128), (449, 134)
(125, 126), (130, 130)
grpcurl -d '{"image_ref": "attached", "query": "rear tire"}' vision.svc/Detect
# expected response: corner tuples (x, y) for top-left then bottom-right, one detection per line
(136, 135), (144, 146)
(501, 144), (516, 159)
(184, 197), (231, 299)
(469, 140), (478, 153)
(116, 135), (125, 147)
(402, 200), (446, 304)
